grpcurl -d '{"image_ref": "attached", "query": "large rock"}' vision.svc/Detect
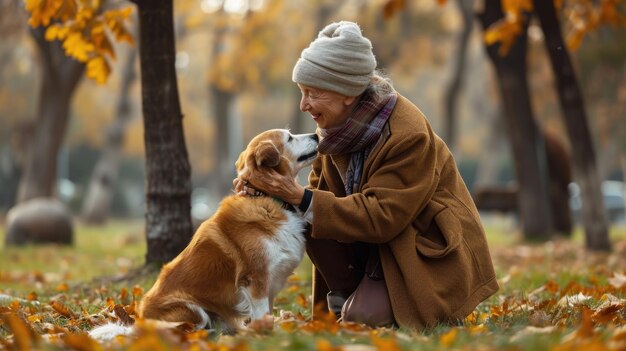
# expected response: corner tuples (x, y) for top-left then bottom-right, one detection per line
(5, 198), (74, 246)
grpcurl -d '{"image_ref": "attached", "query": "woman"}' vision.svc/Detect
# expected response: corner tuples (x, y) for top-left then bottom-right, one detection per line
(236, 21), (498, 330)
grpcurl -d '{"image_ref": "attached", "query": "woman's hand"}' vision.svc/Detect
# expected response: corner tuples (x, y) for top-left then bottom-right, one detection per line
(233, 170), (305, 206)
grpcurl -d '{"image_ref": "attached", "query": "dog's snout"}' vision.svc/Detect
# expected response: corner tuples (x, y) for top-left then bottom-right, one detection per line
(311, 134), (319, 142)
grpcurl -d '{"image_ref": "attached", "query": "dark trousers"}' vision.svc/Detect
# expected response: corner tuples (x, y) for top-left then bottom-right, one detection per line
(304, 231), (372, 295)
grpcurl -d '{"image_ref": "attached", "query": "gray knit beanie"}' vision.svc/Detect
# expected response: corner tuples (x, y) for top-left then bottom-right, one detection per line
(292, 21), (376, 97)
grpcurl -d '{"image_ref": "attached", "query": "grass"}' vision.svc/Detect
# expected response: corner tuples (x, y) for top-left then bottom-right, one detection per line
(0, 220), (146, 294)
(1, 217), (626, 350)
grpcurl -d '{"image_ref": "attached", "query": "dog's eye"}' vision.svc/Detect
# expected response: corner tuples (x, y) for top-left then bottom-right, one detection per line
(288, 135), (293, 142)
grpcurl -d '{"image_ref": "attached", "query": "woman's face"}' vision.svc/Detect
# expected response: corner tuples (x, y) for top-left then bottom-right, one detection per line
(297, 84), (356, 129)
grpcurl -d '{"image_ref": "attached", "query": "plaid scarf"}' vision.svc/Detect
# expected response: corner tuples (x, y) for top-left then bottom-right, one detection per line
(318, 91), (397, 195)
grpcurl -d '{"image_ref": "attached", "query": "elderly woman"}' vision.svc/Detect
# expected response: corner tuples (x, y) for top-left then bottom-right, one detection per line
(236, 21), (498, 330)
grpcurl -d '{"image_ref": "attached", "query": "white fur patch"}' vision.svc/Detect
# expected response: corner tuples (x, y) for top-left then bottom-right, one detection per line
(249, 296), (271, 320)
(264, 211), (306, 300)
(187, 303), (210, 329)
(234, 286), (252, 316)
(88, 322), (134, 341)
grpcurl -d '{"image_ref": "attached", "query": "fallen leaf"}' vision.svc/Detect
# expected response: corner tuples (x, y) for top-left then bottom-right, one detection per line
(608, 273), (626, 289)
(1, 312), (40, 351)
(592, 303), (623, 324)
(114, 304), (135, 326)
(279, 320), (298, 332)
(510, 326), (556, 342)
(132, 285), (144, 299)
(26, 292), (38, 301)
(62, 333), (101, 351)
(528, 310), (552, 327)
(558, 293), (591, 307)
(316, 339), (342, 351)
(468, 323), (488, 335)
(295, 293), (308, 308)
(55, 283), (69, 292)
(50, 301), (77, 319)
(439, 327), (458, 347)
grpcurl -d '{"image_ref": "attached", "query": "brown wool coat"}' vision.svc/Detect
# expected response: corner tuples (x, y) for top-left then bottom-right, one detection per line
(308, 94), (499, 330)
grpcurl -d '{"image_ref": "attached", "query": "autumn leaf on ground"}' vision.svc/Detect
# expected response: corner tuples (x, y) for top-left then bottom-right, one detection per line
(510, 326), (557, 343)
(62, 333), (102, 351)
(316, 338), (343, 351)
(1, 311), (41, 350)
(371, 331), (403, 351)
(55, 282), (69, 292)
(439, 327), (458, 347)
(114, 304), (135, 327)
(50, 300), (77, 319)
(608, 272), (626, 289)
(592, 302), (624, 324)
(558, 292), (592, 307)
(609, 325), (626, 350)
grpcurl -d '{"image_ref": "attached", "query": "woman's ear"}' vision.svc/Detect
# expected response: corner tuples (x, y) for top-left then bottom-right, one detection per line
(344, 95), (357, 106)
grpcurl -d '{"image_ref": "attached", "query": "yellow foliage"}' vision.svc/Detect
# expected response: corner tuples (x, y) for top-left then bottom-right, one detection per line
(25, 0), (135, 84)
(26, 0), (64, 27)
(482, 0), (533, 56)
(91, 21), (115, 59)
(86, 56), (111, 85)
(562, 0), (626, 50)
(206, 0), (298, 93)
(484, 17), (524, 56)
(63, 32), (94, 61)
(104, 7), (135, 44)
(57, 0), (77, 21)
(484, 0), (626, 55)
(383, 0), (406, 20)
(45, 24), (67, 41)
(502, 0), (533, 15)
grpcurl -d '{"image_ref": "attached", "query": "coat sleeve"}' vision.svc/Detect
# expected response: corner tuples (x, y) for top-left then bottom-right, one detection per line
(307, 155), (323, 190)
(310, 128), (439, 244)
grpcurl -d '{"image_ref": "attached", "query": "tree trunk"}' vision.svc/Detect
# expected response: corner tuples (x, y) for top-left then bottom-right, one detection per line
(533, 0), (610, 251)
(544, 130), (573, 235)
(16, 27), (84, 204)
(474, 114), (506, 187)
(478, 0), (552, 240)
(209, 85), (236, 198)
(208, 15), (238, 199)
(443, 0), (475, 152)
(81, 47), (138, 224)
(134, 0), (193, 264)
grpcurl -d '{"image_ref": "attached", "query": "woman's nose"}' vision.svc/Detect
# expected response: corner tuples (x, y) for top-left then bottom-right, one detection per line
(300, 97), (309, 112)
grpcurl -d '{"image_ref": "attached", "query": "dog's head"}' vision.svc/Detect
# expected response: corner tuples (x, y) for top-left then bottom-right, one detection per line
(236, 129), (319, 180)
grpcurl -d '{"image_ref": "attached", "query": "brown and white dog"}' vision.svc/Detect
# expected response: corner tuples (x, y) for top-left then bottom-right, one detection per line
(89, 129), (318, 340)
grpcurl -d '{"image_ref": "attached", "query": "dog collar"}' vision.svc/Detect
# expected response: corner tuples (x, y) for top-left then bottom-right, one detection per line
(241, 182), (296, 213)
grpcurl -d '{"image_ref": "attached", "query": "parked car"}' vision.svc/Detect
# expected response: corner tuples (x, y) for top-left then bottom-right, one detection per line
(569, 180), (625, 223)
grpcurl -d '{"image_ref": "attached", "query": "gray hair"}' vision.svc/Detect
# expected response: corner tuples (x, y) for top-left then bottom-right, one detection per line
(363, 70), (395, 101)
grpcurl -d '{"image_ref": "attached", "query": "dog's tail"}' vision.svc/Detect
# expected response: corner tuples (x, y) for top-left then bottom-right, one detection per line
(88, 319), (197, 341)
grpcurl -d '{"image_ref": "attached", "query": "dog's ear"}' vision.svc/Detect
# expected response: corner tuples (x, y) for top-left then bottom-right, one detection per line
(235, 151), (246, 171)
(255, 141), (280, 168)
